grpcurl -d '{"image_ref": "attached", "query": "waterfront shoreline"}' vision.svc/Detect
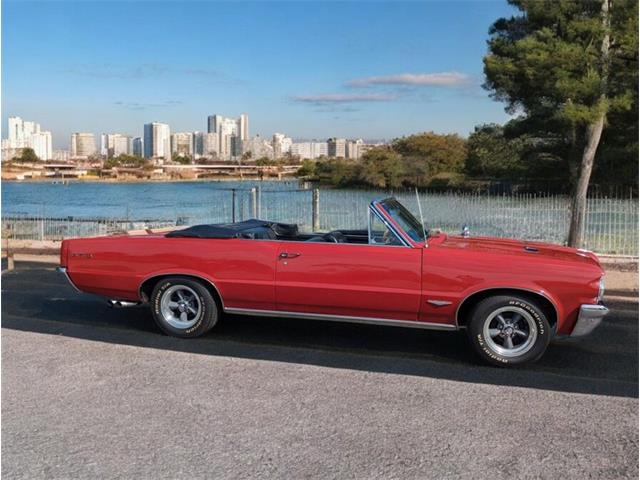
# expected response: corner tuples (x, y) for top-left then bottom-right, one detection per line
(1, 175), (301, 185)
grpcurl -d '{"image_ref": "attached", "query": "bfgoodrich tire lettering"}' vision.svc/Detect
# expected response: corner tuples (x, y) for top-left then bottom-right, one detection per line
(467, 295), (551, 367)
(150, 276), (219, 338)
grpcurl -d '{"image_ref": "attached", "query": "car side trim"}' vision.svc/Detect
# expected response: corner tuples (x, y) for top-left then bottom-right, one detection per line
(224, 307), (457, 331)
(56, 266), (82, 292)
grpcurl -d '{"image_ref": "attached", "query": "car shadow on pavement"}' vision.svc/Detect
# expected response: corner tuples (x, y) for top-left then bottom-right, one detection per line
(2, 264), (638, 398)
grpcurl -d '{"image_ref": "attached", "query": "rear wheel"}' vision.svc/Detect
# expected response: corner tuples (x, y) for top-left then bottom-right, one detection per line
(467, 295), (551, 367)
(150, 276), (219, 338)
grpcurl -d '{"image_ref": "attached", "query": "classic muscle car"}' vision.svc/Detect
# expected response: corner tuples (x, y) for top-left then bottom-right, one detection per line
(57, 197), (608, 366)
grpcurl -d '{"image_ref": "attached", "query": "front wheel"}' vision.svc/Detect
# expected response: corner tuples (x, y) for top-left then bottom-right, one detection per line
(150, 276), (219, 338)
(467, 295), (551, 367)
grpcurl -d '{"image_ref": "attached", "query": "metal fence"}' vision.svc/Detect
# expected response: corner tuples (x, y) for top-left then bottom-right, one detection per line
(2, 188), (638, 256)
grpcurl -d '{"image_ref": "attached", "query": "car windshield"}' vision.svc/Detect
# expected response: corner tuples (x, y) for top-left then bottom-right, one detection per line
(377, 198), (426, 243)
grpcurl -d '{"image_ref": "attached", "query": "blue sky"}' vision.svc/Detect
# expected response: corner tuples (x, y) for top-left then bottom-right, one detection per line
(2, 1), (516, 149)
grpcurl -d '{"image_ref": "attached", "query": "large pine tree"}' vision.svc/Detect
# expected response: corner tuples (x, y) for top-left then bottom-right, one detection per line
(483, 0), (638, 247)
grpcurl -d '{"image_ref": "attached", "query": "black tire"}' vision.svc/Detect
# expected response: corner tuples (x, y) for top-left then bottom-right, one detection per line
(467, 295), (551, 367)
(150, 276), (219, 338)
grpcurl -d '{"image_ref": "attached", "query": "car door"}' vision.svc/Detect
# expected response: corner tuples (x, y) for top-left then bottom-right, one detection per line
(274, 212), (422, 321)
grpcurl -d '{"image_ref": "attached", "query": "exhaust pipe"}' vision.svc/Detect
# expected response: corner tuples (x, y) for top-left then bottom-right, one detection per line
(108, 300), (140, 308)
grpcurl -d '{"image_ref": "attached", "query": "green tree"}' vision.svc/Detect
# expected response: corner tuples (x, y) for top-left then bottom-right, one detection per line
(105, 154), (148, 169)
(484, 0), (638, 246)
(315, 158), (359, 187)
(465, 123), (526, 178)
(392, 132), (467, 178)
(255, 157), (277, 166)
(297, 159), (317, 177)
(172, 153), (191, 165)
(13, 147), (40, 163)
(359, 147), (405, 189)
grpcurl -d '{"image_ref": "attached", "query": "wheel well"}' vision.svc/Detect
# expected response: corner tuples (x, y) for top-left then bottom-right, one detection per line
(456, 288), (557, 330)
(139, 274), (223, 308)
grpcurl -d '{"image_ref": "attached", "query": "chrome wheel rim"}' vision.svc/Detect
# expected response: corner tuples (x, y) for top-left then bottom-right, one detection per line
(482, 306), (537, 358)
(160, 285), (201, 329)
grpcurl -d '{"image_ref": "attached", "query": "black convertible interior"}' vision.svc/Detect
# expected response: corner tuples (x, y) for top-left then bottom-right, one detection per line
(166, 219), (370, 244)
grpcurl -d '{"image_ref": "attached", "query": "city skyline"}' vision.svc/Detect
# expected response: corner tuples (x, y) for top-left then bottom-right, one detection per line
(3, 113), (376, 162)
(3, 1), (516, 149)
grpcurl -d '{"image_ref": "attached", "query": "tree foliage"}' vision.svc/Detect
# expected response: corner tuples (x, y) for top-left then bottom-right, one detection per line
(12, 147), (40, 163)
(483, 0), (638, 245)
(465, 124), (526, 178)
(172, 153), (191, 165)
(358, 147), (405, 188)
(105, 154), (148, 169)
(483, 0), (637, 181)
(392, 132), (467, 178)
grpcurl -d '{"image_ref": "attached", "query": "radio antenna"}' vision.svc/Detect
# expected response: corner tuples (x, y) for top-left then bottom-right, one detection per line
(415, 187), (427, 241)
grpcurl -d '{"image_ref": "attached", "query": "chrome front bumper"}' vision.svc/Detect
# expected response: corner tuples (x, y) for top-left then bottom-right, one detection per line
(56, 266), (81, 292)
(571, 304), (609, 337)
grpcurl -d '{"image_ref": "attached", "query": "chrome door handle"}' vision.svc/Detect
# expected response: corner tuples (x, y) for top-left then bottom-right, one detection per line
(279, 252), (301, 259)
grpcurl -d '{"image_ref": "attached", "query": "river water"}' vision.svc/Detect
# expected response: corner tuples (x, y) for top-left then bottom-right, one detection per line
(1, 180), (304, 219)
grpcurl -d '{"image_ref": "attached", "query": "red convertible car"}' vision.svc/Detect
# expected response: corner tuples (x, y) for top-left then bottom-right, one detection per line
(58, 197), (607, 366)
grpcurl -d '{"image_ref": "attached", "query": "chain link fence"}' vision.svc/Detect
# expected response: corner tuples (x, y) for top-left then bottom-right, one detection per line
(2, 188), (637, 256)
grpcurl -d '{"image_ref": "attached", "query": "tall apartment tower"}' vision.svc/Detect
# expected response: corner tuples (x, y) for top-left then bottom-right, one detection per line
(238, 114), (249, 142)
(71, 133), (97, 158)
(143, 122), (171, 162)
(132, 137), (143, 157)
(7, 116), (53, 160)
(206, 113), (248, 160)
(328, 138), (347, 158)
(101, 133), (132, 157)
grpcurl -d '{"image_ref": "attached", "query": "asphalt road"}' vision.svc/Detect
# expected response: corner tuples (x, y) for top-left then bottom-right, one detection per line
(2, 263), (638, 479)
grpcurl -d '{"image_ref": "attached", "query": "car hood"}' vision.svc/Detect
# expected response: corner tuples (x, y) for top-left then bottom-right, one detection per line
(437, 234), (602, 269)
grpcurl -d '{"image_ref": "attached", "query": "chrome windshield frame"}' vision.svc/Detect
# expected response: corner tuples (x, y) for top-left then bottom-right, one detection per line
(368, 200), (412, 248)
(369, 197), (428, 248)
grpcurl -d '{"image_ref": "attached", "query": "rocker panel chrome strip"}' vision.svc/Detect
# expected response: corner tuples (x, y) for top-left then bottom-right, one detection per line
(224, 307), (457, 331)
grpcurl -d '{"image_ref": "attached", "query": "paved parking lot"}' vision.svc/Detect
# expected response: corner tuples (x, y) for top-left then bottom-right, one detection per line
(2, 263), (638, 479)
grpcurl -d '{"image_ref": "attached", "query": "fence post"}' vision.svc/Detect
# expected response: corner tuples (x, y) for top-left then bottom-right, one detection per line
(312, 189), (320, 231)
(257, 185), (262, 218)
(40, 205), (45, 241)
(5, 237), (14, 271)
(231, 189), (236, 222)
(251, 188), (257, 218)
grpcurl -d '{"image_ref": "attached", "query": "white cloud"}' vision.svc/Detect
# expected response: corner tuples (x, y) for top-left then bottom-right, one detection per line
(292, 93), (397, 104)
(347, 72), (471, 88)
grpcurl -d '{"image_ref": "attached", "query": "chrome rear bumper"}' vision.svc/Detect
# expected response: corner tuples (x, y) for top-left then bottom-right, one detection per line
(571, 304), (609, 337)
(56, 266), (81, 292)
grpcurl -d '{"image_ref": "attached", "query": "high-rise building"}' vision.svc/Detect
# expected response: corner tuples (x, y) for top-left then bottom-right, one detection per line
(143, 122), (171, 162)
(5, 116), (53, 160)
(346, 139), (364, 160)
(101, 133), (132, 157)
(291, 141), (328, 160)
(71, 133), (97, 158)
(239, 114), (249, 142)
(203, 133), (219, 158)
(206, 113), (248, 160)
(31, 131), (53, 160)
(243, 135), (274, 160)
(328, 138), (347, 158)
(132, 137), (143, 157)
(272, 133), (292, 158)
(171, 132), (194, 158)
